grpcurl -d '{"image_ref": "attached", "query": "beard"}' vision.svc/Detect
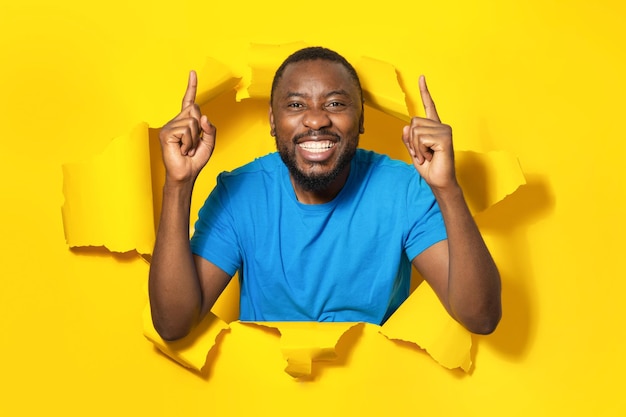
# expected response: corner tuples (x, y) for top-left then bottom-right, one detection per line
(276, 130), (358, 192)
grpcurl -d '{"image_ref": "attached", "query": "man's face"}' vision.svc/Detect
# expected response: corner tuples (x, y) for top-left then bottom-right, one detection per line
(270, 59), (364, 192)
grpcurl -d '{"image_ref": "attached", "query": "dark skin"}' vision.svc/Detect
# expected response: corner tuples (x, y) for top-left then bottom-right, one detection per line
(149, 61), (501, 341)
(403, 76), (501, 333)
(269, 60), (363, 204)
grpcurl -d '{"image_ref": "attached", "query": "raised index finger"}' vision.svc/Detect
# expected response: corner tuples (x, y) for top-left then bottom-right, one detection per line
(419, 75), (440, 122)
(181, 70), (198, 111)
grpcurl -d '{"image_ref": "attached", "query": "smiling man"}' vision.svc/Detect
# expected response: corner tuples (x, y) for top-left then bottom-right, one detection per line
(148, 47), (502, 341)
(270, 56), (363, 203)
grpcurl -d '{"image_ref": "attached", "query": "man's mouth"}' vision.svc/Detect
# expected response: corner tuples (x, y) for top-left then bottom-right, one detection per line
(298, 140), (336, 153)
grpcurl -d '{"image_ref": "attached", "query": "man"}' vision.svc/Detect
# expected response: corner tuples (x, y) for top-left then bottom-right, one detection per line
(149, 47), (501, 341)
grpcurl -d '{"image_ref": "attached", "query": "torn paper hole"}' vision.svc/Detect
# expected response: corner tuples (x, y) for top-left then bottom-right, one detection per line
(62, 44), (526, 376)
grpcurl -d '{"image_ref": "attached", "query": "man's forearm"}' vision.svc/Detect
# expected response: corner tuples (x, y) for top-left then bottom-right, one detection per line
(434, 185), (502, 334)
(148, 181), (202, 341)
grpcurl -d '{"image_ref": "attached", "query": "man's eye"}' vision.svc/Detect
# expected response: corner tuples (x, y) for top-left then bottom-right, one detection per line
(288, 102), (303, 108)
(327, 102), (343, 107)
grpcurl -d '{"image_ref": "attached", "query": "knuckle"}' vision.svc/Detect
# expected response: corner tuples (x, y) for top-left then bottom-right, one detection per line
(184, 118), (198, 132)
(182, 126), (193, 141)
(189, 104), (201, 117)
(159, 126), (175, 142)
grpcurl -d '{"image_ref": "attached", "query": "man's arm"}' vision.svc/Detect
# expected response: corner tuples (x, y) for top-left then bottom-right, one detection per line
(403, 76), (501, 335)
(148, 71), (231, 341)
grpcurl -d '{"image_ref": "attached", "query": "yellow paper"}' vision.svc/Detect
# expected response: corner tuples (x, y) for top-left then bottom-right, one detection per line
(195, 56), (241, 106)
(143, 304), (230, 371)
(355, 56), (410, 121)
(380, 283), (473, 371)
(456, 150), (526, 215)
(244, 322), (361, 378)
(61, 122), (155, 254)
(240, 44), (410, 124)
(237, 41), (309, 101)
(61, 65), (240, 255)
(3, 2), (622, 415)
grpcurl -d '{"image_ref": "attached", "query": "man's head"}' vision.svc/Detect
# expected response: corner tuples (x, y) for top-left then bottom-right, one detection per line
(269, 47), (365, 194)
(270, 47), (363, 106)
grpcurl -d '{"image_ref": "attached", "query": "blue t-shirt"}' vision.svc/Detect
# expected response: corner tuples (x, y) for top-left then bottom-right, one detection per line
(190, 149), (447, 324)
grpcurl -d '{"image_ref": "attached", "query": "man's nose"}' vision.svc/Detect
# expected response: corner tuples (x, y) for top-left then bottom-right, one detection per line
(303, 108), (331, 130)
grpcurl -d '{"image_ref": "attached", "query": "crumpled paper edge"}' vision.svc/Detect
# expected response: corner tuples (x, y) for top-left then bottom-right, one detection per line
(143, 304), (230, 371)
(239, 321), (362, 378)
(380, 283), (473, 371)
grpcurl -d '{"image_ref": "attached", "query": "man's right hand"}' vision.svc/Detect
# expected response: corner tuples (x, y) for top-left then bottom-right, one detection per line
(159, 70), (216, 184)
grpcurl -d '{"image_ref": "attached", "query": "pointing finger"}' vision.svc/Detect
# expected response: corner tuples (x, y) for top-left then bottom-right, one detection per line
(181, 70), (198, 111)
(419, 75), (440, 122)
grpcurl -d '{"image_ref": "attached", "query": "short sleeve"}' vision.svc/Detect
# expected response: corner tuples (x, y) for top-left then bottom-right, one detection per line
(404, 172), (448, 261)
(190, 174), (242, 276)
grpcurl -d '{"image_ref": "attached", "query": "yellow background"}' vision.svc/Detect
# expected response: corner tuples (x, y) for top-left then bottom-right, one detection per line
(1, 0), (625, 416)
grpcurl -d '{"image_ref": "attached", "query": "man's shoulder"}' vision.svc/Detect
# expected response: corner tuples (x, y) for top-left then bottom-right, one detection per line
(354, 148), (415, 177)
(350, 149), (432, 202)
(218, 152), (283, 182)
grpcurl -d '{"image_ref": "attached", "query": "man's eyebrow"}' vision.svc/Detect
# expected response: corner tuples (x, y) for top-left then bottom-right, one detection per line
(325, 89), (351, 98)
(284, 91), (309, 99)
(282, 90), (352, 99)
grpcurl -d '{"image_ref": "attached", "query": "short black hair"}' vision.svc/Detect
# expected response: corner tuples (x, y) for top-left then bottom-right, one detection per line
(270, 46), (363, 104)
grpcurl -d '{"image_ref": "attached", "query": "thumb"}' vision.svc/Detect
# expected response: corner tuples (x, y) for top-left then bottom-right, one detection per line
(197, 115), (217, 157)
(401, 125), (415, 158)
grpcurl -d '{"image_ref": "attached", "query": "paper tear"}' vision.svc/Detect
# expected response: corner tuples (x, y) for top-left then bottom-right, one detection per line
(380, 283), (473, 371)
(61, 122), (155, 254)
(236, 41), (309, 101)
(143, 304), (230, 371)
(456, 150), (526, 216)
(355, 56), (410, 121)
(194, 56), (241, 106)
(238, 44), (411, 123)
(62, 60), (240, 255)
(244, 321), (361, 378)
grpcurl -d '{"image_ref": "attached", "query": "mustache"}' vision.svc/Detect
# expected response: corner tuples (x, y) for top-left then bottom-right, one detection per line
(292, 129), (340, 143)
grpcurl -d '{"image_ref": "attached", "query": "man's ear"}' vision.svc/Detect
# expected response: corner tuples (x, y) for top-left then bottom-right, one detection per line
(269, 106), (276, 137)
(359, 105), (365, 134)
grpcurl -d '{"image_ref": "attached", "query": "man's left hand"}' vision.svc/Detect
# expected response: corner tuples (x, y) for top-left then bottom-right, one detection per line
(402, 76), (457, 191)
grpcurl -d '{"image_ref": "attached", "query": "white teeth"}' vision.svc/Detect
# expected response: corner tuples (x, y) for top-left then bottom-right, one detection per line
(299, 141), (334, 152)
